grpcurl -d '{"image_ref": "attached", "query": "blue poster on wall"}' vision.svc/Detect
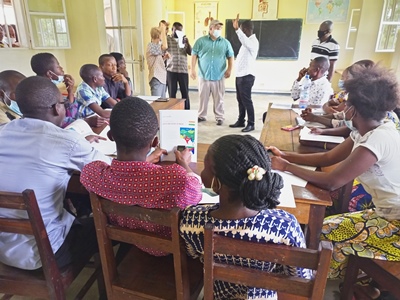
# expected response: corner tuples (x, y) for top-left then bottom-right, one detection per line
(306, 0), (350, 24)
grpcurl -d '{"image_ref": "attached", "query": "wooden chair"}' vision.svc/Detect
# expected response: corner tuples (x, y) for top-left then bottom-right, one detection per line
(203, 223), (333, 300)
(0, 189), (102, 299)
(340, 255), (400, 300)
(89, 192), (204, 300)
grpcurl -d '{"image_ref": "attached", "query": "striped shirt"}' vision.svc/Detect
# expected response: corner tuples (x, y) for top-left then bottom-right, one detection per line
(75, 82), (110, 118)
(310, 35), (340, 61)
(166, 36), (189, 73)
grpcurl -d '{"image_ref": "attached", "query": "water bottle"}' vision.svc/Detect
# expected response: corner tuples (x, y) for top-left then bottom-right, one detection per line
(299, 74), (311, 109)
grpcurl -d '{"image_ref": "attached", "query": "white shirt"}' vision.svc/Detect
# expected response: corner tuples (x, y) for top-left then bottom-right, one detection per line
(351, 122), (400, 220)
(291, 76), (333, 106)
(0, 118), (111, 270)
(235, 28), (259, 77)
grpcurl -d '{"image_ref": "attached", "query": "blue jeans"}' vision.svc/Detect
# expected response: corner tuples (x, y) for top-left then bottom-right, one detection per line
(150, 77), (166, 98)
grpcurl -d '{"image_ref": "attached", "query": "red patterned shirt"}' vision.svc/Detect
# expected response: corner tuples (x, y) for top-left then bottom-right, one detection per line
(81, 159), (202, 255)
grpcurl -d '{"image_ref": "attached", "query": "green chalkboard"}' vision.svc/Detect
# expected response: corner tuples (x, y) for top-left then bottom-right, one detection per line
(225, 18), (303, 60)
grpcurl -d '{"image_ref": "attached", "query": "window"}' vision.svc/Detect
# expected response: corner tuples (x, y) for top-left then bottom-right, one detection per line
(24, 0), (70, 48)
(376, 0), (400, 52)
(0, 0), (24, 48)
(0, 0), (70, 49)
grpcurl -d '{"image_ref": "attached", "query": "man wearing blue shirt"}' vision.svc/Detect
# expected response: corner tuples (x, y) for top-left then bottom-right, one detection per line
(191, 20), (234, 126)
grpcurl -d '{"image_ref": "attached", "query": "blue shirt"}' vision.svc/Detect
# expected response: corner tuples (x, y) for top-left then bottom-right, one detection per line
(0, 118), (111, 269)
(76, 81), (111, 118)
(192, 35), (234, 81)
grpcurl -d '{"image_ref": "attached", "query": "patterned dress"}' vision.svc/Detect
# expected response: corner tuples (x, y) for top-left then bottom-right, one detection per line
(321, 122), (400, 279)
(180, 204), (312, 300)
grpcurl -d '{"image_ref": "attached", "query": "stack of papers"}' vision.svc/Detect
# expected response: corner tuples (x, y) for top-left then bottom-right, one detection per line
(299, 126), (345, 143)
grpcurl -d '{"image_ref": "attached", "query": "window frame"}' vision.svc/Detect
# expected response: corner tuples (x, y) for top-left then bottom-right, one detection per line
(376, 0), (400, 52)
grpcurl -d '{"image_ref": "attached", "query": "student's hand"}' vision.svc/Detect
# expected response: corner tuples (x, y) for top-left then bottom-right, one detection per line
(190, 69), (197, 80)
(310, 127), (323, 135)
(175, 148), (192, 167)
(85, 135), (107, 143)
(183, 35), (189, 46)
(265, 146), (284, 157)
(112, 73), (128, 84)
(271, 156), (289, 172)
(301, 110), (316, 122)
(163, 52), (171, 60)
(63, 74), (75, 93)
(224, 69), (231, 78)
(297, 67), (307, 81)
(84, 116), (109, 128)
(232, 14), (239, 30)
(146, 147), (168, 163)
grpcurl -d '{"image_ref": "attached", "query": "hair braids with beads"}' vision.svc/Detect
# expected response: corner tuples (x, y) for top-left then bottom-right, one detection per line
(210, 135), (283, 210)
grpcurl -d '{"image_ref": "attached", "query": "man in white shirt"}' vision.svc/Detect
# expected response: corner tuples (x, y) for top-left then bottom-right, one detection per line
(229, 15), (259, 132)
(291, 56), (333, 107)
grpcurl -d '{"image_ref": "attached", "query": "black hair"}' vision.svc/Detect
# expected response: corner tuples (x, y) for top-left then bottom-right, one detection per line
(110, 97), (158, 151)
(0, 70), (25, 92)
(172, 22), (183, 28)
(15, 76), (60, 115)
(345, 63), (400, 121)
(313, 56), (330, 73)
(209, 135), (283, 210)
(30, 53), (56, 76)
(241, 20), (254, 32)
(80, 64), (100, 83)
(110, 52), (124, 63)
(98, 54), (115, 66)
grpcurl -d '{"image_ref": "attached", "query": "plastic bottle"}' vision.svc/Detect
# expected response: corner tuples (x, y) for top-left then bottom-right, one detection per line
(299, 74), (312, 109)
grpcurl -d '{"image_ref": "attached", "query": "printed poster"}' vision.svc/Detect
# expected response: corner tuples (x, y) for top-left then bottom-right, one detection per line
(159, 110), (198, 162)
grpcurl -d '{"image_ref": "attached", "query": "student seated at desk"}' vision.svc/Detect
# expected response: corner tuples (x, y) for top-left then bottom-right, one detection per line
(268, 64), (400, 297)
(0, 70), (25, 124)
(180, 135), (311, 300)
(76, 64), (118, 119)
(291, 56), (333, 108)
(0, 76), (111, 270)
(99, 54), (132, 109)
(80, 97), (202, 256)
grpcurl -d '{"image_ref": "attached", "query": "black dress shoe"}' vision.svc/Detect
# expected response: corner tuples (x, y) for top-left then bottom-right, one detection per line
(229, 121), (245, 128)
(241, 125), (255, 132)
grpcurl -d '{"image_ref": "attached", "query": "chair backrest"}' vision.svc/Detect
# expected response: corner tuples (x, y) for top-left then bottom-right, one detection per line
(203, 223), (333, 300)
(0, 189), (64, 298)
(89, 192), (192, 300)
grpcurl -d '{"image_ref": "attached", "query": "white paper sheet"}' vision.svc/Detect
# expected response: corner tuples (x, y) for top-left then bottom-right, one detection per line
(159, 110), (198, 162)
(198, 176), (296, 208)
(271, 102), (292, 109)
(91, 125), (117, 156)
(175, 30), (185, 48)
(300, 126), (345, 143)
(64, 119), (94, 136)
(137, 95), (159, 101)
(295, 117), (326, 128)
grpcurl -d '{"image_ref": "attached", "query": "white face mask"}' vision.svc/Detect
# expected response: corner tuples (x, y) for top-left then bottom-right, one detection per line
(3, 37), (16, 45)
(341, 106), (356, 131)
(213, 29), (221, 38)
(51, 75), (64, 85)
(338, 79), (345, 90)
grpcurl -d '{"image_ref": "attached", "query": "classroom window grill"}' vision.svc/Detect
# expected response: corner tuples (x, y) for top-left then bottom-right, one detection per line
(376, 0), (400, 52)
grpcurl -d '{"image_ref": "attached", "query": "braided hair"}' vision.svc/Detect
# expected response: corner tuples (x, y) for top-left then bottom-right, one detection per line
(209, 135), (283, 210)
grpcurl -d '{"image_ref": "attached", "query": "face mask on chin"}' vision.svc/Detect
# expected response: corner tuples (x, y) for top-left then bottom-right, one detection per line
(51, 75), (64, 85)
(341, 106), (357, 131)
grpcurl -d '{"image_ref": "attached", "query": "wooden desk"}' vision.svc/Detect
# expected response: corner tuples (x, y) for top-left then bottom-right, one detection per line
(260, 103), (332, 249)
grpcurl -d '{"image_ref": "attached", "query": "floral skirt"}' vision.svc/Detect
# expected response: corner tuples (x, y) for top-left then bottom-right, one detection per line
(321, 209), (400, 279)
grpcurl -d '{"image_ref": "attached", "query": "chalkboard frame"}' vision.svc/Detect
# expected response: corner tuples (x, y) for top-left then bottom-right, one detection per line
(225, 18), (303, 60)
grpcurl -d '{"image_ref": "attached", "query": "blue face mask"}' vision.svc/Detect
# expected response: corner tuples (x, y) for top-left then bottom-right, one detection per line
(51, 75), (64, 85)
(213, 29), (221, 38)
(2, 91), (22, 116)
(341, 106), (356, 131)
(338, 79), (345, 90)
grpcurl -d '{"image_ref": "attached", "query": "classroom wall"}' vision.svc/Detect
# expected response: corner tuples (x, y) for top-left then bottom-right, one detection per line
(0, 0), (399, 94)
